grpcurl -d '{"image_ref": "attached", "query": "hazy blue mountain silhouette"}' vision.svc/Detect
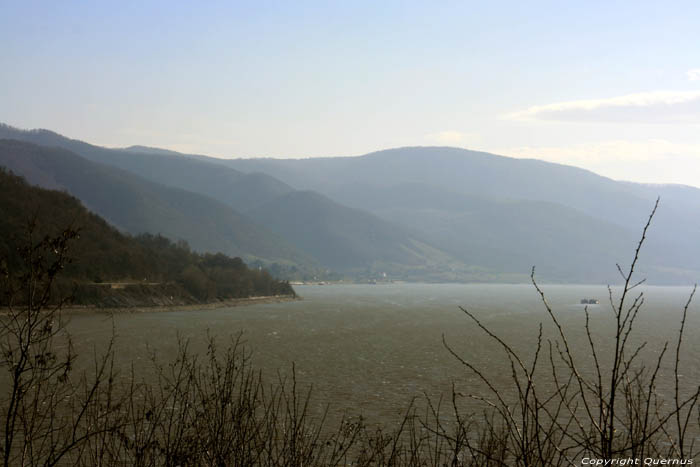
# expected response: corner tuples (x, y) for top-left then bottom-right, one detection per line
(0, 139), (313, 270)
(2, 124), (699, 283)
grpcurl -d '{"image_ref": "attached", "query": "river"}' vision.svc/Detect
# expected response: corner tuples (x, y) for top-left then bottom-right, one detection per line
(64, 282), (699, 426)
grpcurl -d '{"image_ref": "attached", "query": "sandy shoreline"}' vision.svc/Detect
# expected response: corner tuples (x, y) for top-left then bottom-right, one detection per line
(54, 294), (301, 315)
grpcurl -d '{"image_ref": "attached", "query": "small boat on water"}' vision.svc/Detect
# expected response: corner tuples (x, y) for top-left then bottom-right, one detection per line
(580, 298), (600, 305)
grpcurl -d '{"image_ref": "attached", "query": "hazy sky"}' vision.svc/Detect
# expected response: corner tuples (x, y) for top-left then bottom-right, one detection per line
(3, 1), (700, 187)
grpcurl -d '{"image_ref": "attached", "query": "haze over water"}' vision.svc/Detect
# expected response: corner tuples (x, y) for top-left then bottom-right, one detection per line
(64, 283), (700, 426)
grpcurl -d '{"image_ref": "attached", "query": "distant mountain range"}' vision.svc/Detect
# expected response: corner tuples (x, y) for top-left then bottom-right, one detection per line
(1, 123), (699, 284)
(0, 139), (313, 272)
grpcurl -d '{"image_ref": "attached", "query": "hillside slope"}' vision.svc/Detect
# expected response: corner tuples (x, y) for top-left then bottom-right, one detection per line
(0, 139), (313, 270)
(0, 125), (474, 280)
(246, 190), (460, 278)
(221, 147), (700, 284)
(0, 168), (295, 306)
(3, 124), (698, 284)
(0, 124), (294, 213)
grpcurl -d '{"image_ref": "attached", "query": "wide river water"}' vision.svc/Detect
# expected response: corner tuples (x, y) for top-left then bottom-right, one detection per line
(65, 283), (700, 426)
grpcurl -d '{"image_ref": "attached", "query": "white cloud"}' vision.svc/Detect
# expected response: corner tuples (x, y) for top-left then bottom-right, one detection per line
(500, 139), (700, 186)
(506, 90), (700, 123)
(687, 69), (700, 81)
(425, 130), (479, 146)
(504, 139), (700, 163)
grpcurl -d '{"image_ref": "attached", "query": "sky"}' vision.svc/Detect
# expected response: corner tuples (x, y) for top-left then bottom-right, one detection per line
(2, 0), (700, 187)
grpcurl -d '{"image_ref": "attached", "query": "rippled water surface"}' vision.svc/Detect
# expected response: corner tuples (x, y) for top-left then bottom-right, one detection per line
(65, 283), (700, 424)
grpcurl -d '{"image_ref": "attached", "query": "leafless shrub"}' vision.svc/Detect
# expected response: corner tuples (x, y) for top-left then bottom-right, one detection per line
(0, 219), (124, 467)
(1, 202), (698, 466)
(442, 198), (700, 464)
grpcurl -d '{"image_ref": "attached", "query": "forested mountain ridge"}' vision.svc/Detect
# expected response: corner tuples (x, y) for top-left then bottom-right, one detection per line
(245, 190), (460, 277)
(0, 168), (295, 306)
(219, 146), (700, 284)
(0, 124), (294, 213)
(2, 123), (699, 284)
(0, 125), (469, 280)
(0, 139), (316, 274)
(114, 141), (698, 284)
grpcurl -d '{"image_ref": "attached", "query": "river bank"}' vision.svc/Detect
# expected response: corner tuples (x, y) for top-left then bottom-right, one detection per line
(1, 294), (301, 315)
(66, 294), (301, 314)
